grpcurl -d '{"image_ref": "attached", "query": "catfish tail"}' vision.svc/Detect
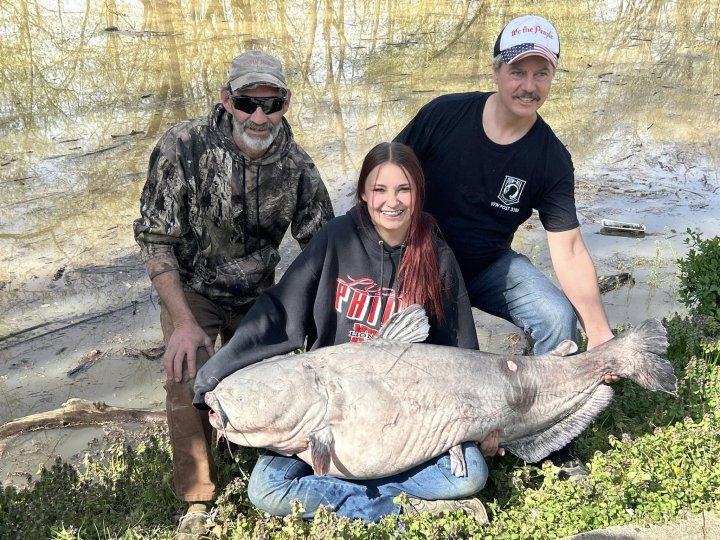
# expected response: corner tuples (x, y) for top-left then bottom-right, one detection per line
(612, 318), (677, 396)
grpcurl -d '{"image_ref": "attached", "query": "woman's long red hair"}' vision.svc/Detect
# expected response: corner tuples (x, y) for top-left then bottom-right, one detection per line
(355, 142), (444, 321)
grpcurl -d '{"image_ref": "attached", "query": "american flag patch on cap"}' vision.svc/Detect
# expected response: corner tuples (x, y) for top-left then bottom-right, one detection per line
(502, 43), (558, 66)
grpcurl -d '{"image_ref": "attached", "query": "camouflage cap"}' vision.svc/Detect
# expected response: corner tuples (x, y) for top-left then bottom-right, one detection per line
(228, 51), (288, 92)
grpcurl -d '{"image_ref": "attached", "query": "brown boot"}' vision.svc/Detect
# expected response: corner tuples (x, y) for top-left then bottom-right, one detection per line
(175, 502), (213, 540)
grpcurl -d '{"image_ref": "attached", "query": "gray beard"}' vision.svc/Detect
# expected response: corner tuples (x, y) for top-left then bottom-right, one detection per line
(232, 116), (282, 154)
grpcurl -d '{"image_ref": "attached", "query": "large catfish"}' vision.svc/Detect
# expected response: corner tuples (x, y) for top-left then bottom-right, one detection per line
(204, 305), (676, 479)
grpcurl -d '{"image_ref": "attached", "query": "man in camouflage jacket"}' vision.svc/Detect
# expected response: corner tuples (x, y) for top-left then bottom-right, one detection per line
(133, 51), (333, 536)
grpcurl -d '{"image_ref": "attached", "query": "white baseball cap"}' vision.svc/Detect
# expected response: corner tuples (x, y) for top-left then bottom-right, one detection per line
(493, 15), (560, 67)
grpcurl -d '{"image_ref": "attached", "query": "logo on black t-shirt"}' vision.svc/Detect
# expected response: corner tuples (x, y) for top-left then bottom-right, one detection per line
(497, 176), (526, 206)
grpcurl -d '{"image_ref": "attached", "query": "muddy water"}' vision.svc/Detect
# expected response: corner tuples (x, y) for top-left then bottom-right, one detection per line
(0, 0), (719, 484)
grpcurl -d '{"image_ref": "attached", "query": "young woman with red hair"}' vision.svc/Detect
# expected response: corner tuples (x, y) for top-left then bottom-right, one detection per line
(194, 142), (493, 523)
(354, 141), (445, 322)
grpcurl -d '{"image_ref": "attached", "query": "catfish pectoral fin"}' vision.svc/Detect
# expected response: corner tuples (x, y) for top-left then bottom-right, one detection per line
(309, 426), (334, 476)
(448, 443), (467, 477)
(504, 385), (614, 463)
(548, 339), (578, 357)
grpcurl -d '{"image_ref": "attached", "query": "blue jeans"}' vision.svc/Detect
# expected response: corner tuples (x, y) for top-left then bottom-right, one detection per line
(466, 250), (577, 355)
(247, 441), (487, 523)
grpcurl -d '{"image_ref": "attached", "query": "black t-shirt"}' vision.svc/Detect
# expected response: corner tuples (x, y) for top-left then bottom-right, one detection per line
(395, 92), (578, 282)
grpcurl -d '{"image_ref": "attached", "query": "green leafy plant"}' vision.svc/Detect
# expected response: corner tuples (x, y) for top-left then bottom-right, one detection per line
(665, 313), (720, 360)
(0, 430), (181, 539)
(677, 229), (720, 320)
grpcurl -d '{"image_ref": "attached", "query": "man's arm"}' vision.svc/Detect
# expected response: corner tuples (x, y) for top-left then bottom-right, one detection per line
(133, 129), (216, 381)
(145, 255), (215, 382)
(546, 228), (615, 350)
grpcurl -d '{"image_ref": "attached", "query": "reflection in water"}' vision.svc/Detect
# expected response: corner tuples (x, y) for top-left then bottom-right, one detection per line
(0, 0), (718, 333)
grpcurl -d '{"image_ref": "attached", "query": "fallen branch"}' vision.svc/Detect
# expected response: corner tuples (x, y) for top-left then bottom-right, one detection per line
(0, 398), (166, 439)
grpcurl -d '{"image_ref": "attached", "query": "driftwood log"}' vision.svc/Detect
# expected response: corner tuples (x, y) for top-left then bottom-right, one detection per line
(597, 272), (635, 294)
(0, 398), (166, 439)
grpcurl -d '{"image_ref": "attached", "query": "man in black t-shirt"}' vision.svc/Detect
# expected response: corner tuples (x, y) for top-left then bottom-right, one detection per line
(396, 15), (616, 479)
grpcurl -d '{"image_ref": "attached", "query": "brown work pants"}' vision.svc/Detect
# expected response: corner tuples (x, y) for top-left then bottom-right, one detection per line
(160, 291), (249, 503)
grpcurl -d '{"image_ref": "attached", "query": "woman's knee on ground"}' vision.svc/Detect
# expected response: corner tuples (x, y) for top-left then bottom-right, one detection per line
(247, 454), (307, 515)
(435, 445), (489, 498)
(247, 468), (293, 515)
(458, 450), (489, 496)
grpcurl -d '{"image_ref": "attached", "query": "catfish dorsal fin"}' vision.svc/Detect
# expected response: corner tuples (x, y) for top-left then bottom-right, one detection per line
(375, 304), (430, 343)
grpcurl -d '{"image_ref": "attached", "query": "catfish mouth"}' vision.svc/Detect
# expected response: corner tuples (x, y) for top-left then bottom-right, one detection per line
(205, 397), (240, 450)
(205, 393), (232, 431)
(208, 404), (236, 447)
(208, 409), (230, 430)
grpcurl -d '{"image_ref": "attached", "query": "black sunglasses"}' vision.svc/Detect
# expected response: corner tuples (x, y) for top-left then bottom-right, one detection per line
(228, 94), (286, 115)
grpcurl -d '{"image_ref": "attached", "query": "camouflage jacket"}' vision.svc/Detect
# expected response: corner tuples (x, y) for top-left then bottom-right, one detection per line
(133, 103), (334, 312)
